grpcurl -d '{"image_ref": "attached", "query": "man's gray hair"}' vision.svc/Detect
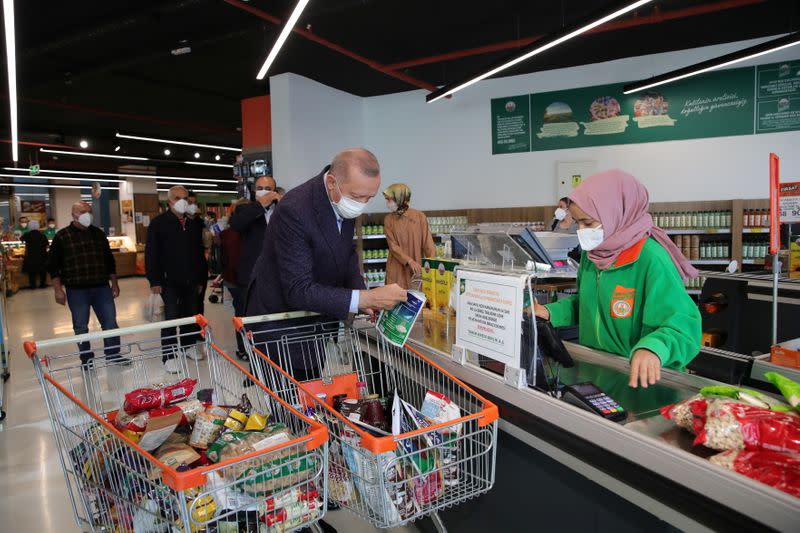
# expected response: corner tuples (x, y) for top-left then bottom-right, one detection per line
(168, 185), (188, 201)
(330, 148), (380, 182)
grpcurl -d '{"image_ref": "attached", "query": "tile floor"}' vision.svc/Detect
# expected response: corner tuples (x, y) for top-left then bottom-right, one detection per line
(0, 278), (420, 533)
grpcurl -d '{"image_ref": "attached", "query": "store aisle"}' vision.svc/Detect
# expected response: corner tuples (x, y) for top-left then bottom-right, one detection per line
(0, 277), (419, 533)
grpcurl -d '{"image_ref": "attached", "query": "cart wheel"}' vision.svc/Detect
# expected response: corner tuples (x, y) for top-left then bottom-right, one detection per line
(0, 410), (5, 422)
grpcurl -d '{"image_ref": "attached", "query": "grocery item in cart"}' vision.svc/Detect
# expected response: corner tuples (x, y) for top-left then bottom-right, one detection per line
(693, 399), (800, 453)
(137, 409), (183, 451)
(123, 378), (198, 415)
(710, 449), (800, 498)
(421, 390), (463, 486)
(207, 425), (314, 496)
(189, 409), (227, 449)
(154, 440), (201, 470)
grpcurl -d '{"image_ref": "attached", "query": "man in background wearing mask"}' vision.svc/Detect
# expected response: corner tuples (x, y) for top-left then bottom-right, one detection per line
(47, 202), (126, 367)
(13, 215), (29, 238)
(247, 149), (407, 377)
(230, 175), (279, 295)
(146, 185), (208, 373)
(44, 217), (57, 240)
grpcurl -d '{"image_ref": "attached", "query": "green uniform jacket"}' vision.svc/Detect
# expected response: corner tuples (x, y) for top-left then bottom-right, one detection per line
(545, 237), (701, 371)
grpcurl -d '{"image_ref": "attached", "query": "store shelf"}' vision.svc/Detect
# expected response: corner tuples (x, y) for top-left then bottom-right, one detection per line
(685, 289), (701, 295)
(362, 234), (386, 239)
(366, 281), (384, 288)
(363, 258), (387, 264)
(690, 259), (731, 265)
(665, 228), (731, 235)
(742, 227), (770, 233)
(742, 259), (765, 265)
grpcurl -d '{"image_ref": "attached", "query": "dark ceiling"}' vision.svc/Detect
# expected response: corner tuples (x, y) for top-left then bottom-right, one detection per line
(0, 0), (798, 173)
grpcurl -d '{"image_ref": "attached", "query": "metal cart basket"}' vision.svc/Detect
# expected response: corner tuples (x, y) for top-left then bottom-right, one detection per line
(235, 312), (498, 531)
(25, 315), (329, 533)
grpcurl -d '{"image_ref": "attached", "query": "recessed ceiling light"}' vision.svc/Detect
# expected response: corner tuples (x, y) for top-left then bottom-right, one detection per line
(114, 144), (121, 152)
(214, 154), (221, 161)
(194, 152), (200, 159)
(79, 139), (89, 149)
(163, 148), (171, 156)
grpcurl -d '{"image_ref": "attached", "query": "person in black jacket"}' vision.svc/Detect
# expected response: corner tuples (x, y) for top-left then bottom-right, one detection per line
(146, 185), (208, 373)
(21, 219), (49, 288)
(230, 175), (280, 293)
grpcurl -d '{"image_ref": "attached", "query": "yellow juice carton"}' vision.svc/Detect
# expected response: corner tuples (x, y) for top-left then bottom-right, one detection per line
(434, 260), (458, 315)
(421, 258), (438, 309)
(790, 235), (800, 279)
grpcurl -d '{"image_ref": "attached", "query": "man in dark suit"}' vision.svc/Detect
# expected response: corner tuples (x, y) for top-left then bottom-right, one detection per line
(230, 175), (280, 290)
(246, 148), (406, 378)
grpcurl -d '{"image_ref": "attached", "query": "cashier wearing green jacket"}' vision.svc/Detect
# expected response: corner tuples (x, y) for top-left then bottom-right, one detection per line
(535, 170), (701, 389)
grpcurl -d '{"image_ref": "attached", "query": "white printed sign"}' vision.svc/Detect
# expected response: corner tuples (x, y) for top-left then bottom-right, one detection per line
(779, 182), (800, 223)
(455, 270), (526, 368)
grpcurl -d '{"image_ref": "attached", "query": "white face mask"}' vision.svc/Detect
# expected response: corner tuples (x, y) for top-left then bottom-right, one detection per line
(186, 203), (198, 216)
(554, 208), (567, 221)
(78, 212), (93, 228)
(330, 177), (368, 219)
(20, 222), (28, 228)
(386, 200), (398, 212)
(577, 225), (604, 251)
(172, 198), (188, 215)
(255, 189), (270, 198)
(48, 223), (56, 229)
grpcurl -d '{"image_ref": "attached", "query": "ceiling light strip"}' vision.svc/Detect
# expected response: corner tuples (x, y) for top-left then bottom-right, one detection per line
(156, 181), (218, 188)
(183, 161), (234, 169)
(256, 0), (311, 80)
(0, 172), (123, 183)
(3, 0), (18, 161)
(116, 132), (241, 152)
(426, 0), (654, 103)
(623, 32), (800, 94)
(3, 166), (237, 183)
(9, 182), (119, 190)
(157, 188), (236, 194)
(40, 148), (149, 161)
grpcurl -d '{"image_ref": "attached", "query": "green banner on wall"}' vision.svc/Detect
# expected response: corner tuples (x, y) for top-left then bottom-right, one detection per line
(490, 58), (800, 154)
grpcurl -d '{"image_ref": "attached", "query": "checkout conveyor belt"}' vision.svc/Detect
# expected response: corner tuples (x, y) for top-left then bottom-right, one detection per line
(360, 325), (799, 532)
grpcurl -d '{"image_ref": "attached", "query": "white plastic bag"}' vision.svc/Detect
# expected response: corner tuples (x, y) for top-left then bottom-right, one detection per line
(144, 293), (164, 322)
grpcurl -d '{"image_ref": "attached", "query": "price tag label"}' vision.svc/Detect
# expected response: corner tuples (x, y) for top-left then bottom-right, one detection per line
(750, 227), (764, 233)
(779, 182), (800, 223)
(707, 228), (718, 234)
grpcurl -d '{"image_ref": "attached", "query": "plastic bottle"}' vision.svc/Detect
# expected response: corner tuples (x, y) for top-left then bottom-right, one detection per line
(691, 212), (698, 228)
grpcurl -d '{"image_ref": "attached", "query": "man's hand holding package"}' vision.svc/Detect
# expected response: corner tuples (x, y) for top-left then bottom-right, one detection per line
(360, 283), (407, 312)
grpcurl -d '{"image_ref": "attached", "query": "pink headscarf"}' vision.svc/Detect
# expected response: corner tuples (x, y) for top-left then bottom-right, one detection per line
(569, 169), (698, 281)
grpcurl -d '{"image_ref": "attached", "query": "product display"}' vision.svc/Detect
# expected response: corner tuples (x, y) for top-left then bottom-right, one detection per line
(653, 210), (732, 229)
(709, 450), (800, 498)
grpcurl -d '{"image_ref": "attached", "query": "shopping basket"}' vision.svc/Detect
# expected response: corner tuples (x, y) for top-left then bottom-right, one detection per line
(25, 315), (329, 533)
(235, 311), (499, 531)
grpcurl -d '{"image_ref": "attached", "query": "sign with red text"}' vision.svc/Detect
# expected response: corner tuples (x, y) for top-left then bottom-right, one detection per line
(779, 182), (800, 223)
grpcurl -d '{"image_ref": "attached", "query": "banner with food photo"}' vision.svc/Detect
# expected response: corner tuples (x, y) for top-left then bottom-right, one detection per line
(524, 66), (755, 152)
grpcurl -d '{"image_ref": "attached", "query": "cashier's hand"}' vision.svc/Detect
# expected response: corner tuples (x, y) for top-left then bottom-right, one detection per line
(629, 349), (662, 389)
(533, 298), (550, 320)
(407, 260), (422, 277)
(360, 284), (407, 311)
(54, 287), (67, 306)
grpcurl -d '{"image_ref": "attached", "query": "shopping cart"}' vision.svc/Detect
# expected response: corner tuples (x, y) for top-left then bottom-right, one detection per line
(235, 312), (499, 532)
(25, 315), (329, 533)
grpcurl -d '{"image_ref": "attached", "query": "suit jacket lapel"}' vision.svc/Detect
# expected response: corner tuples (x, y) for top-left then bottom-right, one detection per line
(312, 173), (344, 273)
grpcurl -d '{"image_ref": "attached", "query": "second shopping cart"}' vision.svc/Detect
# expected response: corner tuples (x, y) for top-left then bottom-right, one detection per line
(236, 311), (499, 531)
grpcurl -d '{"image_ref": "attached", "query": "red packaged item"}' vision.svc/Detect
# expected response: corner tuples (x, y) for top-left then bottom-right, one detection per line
(710, 450), (800, 498)
(123, 379), (198, 415)
(694, 399), (800, 453)
(149, 399), (204, 426)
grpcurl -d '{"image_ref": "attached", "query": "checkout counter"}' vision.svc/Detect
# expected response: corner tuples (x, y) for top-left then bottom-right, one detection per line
(391, 225), (798, 532)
